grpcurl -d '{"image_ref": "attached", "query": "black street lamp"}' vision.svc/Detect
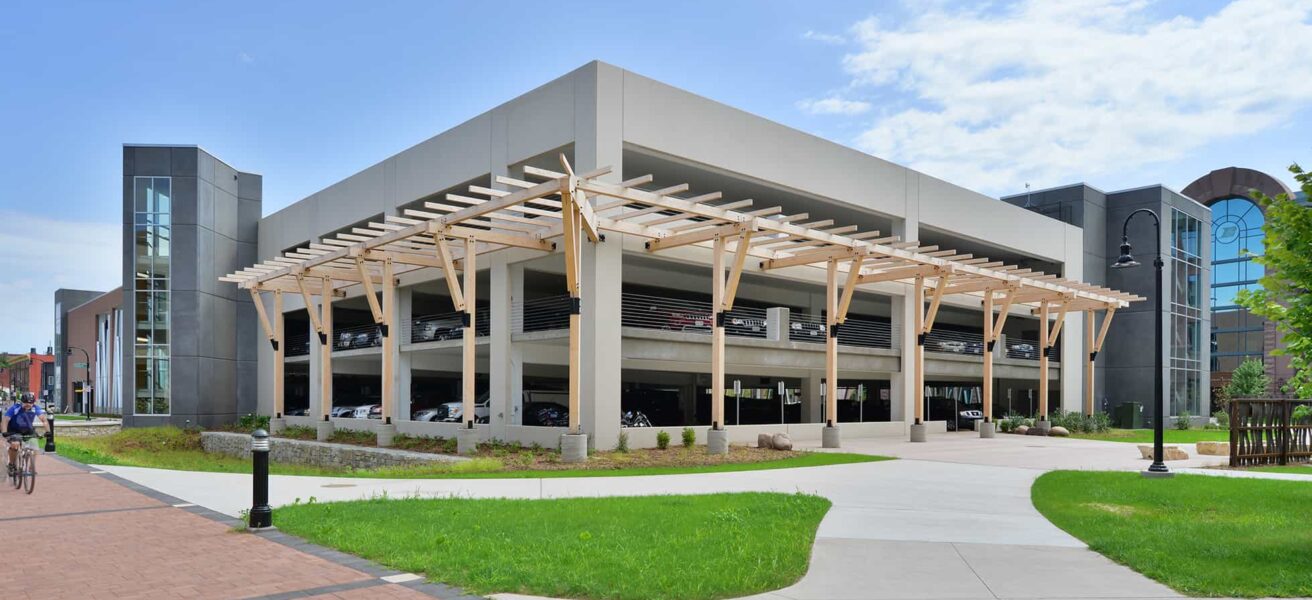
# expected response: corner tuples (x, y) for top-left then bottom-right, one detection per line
(1110, 208), (1172, 478)
(67, 346), (92, 421)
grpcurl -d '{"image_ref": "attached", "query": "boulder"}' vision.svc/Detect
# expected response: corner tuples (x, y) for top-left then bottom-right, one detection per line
(757, 433), (775, 450)
(1015, 425), (1030, 435)
(1196, 441), (1230, 456)
(1049, 426), (1070, 437)
(1025, 426), (1049, 436)
(1137, 444), (1189, 461)
(771, 433), (794, 451)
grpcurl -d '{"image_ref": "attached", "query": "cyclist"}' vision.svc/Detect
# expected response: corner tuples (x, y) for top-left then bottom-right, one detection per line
(2, 393), (49, 477)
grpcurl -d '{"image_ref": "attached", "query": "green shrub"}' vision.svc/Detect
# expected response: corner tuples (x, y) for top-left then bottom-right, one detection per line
(1002, 413), (1025, 433)
(1213, 410), (1230, 429)
(656, 430), (671, 450)
(1175, 410), (1192, 430)
(1293, 404), (1311, 424)
(615, 432), (629, 453)
(998, 419), (1013, 433)
(236, 413), (271, 432)
(1088, 412), (1111, 433)
(681, 427), (696, 448)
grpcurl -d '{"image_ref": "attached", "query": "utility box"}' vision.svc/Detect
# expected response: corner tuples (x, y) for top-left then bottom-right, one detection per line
(1115, 402), (1143, 429)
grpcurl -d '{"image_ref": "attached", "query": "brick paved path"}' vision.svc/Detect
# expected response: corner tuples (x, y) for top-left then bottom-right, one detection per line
(1, 454), (479, 600)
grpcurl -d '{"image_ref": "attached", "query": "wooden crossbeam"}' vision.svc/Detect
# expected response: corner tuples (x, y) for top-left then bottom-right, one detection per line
(858, 265), (940, 285)
(355, 257), (385, 325)
(922, 274), (951, 334)
(722, 230), (753, 311)
(431, 236), (465, 312)
(646, 222), (751, 252)
(249, 288), (276, 343)
(836, 255), (863, 324)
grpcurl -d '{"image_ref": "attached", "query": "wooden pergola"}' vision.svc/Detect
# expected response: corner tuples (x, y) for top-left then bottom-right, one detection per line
(222, 154), (1141, 451)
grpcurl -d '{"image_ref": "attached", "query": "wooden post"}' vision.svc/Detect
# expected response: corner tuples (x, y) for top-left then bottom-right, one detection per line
(273, 290), (284, 419)
(913, 274), (925, 425)
(825, 259), (839, 426)
(380, 259), (395, 424)
(463, 238), (477, 428)
(1038, 300), (1049, 421)
(321, 276), (334, 421)
(1085, 309), (1095, 416)
(982, 291), (993, 424)
(561, 186), (582, 435)
(712, 234), (726, 429)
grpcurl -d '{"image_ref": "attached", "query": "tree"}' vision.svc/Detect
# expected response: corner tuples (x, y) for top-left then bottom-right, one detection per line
(1237, 163), (1312, 398)
(1223, 357), (1270, 402)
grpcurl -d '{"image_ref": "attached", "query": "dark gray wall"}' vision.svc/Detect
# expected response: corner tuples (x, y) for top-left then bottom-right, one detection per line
(121, 146), (261, 428)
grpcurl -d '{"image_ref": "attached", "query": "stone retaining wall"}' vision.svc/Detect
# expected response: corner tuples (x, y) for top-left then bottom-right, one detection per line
(53, 421), (121, 438)
(200, 431), (467, 470)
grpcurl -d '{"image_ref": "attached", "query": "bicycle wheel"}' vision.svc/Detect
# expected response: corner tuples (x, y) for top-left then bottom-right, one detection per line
(22, 452), (34, 495)
(9, 455), (19, 490)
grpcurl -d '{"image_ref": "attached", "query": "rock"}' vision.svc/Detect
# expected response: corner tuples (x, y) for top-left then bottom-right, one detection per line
(1049, 426), (1070, 437)
(1025, 426), (1049, 436)
(1015, 425), (1030, 435)
(758, 433), (775, 449)
(1137, 444), (1189, 460)
(771, 433), (793, 451)
(1196, 441), (1230, 456)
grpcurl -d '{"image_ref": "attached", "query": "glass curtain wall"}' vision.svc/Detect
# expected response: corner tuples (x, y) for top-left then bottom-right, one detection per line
(1209, 197), (1265, 373)
(133, 177), (171, 415)
(1170, 209), (1204, 416)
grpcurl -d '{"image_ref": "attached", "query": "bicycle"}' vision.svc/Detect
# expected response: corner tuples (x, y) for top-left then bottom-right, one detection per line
(5, 434), (37, 494)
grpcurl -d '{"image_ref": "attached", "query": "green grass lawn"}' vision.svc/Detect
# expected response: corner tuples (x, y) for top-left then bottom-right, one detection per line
(1070, 428), (1230, 444)
(1248, 463), (1312, 476)
(58, 427), (889, 479)
(276, 492), (830, 600)
(1032, 471), (1312, 598)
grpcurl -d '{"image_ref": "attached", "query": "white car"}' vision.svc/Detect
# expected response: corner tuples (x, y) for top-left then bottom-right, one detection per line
(351, 404), (378, 419)
(441, 392), (490, 423)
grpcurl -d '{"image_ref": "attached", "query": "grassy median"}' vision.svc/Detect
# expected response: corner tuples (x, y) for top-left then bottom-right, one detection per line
(58, 427), (890, 479)
(276, 492), (830, 600)
(1032, 471), (1312, 598)
(1069, 428), (1230, 444)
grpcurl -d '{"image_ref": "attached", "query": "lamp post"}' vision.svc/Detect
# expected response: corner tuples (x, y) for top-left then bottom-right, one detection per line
(1110, 209), (1172, 478)
(67, 346), (91, 421)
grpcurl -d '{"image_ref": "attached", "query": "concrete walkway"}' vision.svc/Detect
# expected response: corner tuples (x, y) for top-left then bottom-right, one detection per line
(90, 431), (1272, 600)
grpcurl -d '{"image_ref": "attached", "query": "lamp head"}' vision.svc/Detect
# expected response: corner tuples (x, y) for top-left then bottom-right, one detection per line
(1111, 237), (1140, 269)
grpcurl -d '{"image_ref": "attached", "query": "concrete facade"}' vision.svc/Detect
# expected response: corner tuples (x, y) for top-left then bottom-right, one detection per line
(260, 62), (1092, 448)
(121, 146), (261, 428)
(1004, 184), (1212, 421)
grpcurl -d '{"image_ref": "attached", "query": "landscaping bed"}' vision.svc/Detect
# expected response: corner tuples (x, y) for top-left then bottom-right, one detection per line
(1032, 470), (1312, 598)
(275, 492), (830, 600)
(61, 426), (889, 479)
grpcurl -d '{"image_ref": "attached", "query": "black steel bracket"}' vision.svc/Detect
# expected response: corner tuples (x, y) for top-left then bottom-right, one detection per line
(377, 323), (389, 338)
(317, 332), (328, 346)
(270, 339), (279, 351)
(917, 332), (926, 346)
(715, 312), (727, 327)
(569, 296), (582, 315)
(829, 323), (841, 338)
(986, 340), (996, 352)
(1089, 350), (1099, 361)
(461, 311), (473, 327)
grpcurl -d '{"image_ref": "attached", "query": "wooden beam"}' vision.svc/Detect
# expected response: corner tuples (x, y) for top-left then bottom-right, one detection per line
(1039, 300), (1050, 421)
(914, 274), (925, 426)
(320, 274), (334, 420)
(646, 222), (748, 252)
(722, 230), (753, 311)
(355, 258), (385, 325)
(922, 274), (951, 334)
(1094, 307), (1116, 352)
(1046, 299), (1071, 347)
(295, 275), (325, 339)
(836, 255), (863, 323)
(249, 288), (276, 343)
(825, 258), (839, 427)
(858, 265), (939, 285)
(991, 287), (1017, 340)
(432, 236), (466, 312)
(759, 245), (863, 270)
(711, 234), (726, 431)
(381, 258), (395, 425)
(983, 290), (994, 424)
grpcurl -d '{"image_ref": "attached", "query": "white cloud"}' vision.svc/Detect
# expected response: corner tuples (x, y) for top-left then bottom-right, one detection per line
(798, 96), (873, 116)
(828, 0), (1312, 195)
(0, 212), (120, 351)
(803, 30), (847, 45)
(239, 51), (254, 64)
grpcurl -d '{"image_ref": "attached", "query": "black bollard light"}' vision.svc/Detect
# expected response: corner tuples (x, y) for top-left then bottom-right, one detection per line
(249, 429), (273, 529)
(44, 406), (56, 453)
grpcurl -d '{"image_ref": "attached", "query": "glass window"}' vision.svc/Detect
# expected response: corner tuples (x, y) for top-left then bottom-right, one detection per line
(133, 176), (172, 415)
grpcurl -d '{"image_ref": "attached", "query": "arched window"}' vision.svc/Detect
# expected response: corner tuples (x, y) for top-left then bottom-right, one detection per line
(1209, 197), (1264, 373)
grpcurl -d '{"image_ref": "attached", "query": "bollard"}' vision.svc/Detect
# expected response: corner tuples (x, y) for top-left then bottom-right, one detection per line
(44, 413), (55, 453)
(249, 429), (273, 529)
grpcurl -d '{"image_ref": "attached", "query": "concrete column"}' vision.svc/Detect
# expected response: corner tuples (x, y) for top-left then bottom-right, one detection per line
(396, 285), (413, 421)
(766, 307), (789, 342)
(489, 255), (524, 436)
(803, 371), (823, 423)
(307, 313), (322, 418)
(892, 212), (919, 432)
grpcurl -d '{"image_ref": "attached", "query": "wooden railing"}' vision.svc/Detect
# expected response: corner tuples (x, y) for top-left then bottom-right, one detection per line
(1229, 398), (1312, 467)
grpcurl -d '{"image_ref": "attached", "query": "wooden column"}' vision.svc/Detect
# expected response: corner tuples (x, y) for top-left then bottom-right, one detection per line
(1085, 309), (1095, 416)
(561, 186), (582, 435)
(711, 234), (726, 429)
(1038, 300), (1049, 421)
(463, 238), (477, 428)
(825, 259), (839, 426)
(913, 274), (925, 425)
(273, 290), (284, 418)
(982, 291), (993, 424)
(380, 259), (395, 424)
(321, 276), (334, 421)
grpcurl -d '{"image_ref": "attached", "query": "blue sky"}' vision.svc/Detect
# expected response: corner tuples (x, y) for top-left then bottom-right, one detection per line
(0, 0), (1309, 350)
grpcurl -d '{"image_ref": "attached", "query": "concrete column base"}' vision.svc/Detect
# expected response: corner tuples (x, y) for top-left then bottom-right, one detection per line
(457, 427), (480, 455)
(822, 425), (841, 448)
(910, 423), (927, 443)
(315, 419), (334, 442)
(1140, 469), (1175, 479)
(375, 422), (397, 447)
(561, 433), (588, 463)
(269, 417), (286, 436)
(1034, 419), (1052, 434)
(707, 428), (729, 455)
(978, 421), (996, 438)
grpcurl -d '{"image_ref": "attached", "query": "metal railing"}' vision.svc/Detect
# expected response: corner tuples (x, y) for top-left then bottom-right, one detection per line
(408, 306), (490, 343)
(1004, 337), (1061, 362)
(512, 295), (573, 334)
(286, 333), (309, 357)
(788, 311), (897, 349)
(923, 329), (984, 356)
(621, 293), (769, 338)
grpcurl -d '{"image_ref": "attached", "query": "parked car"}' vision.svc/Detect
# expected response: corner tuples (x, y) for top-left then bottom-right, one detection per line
(666, 310), (711, 331)
(726, 316), (765, 336)
(957, 409), (983, 431)
(411, 406), (449, 422)
(789, 321), (825, 339)
(368, 405), (383, 419)
(936, 340), (968, 354)
(285, 407), (308, 416)
(412, 317), (463, 343)
(329, 406), (356, 418)
(1010, 343), (1038, 359)
(440, 391), (491, 423)
(523, 401), (569, 427)
(352, 404), (378, 419)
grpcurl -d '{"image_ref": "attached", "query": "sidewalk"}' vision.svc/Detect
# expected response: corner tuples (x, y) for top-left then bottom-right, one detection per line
(4, 455), (480, 600)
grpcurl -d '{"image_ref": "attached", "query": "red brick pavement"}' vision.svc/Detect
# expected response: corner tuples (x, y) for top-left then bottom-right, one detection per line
(0, 455), (445, 600)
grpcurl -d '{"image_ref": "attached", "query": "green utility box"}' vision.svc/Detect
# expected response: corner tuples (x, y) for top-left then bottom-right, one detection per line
(1115, 402), (1143, 429)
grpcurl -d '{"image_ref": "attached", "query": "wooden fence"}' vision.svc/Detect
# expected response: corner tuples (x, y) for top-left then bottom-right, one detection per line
(1229, 398), (1312, 467)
